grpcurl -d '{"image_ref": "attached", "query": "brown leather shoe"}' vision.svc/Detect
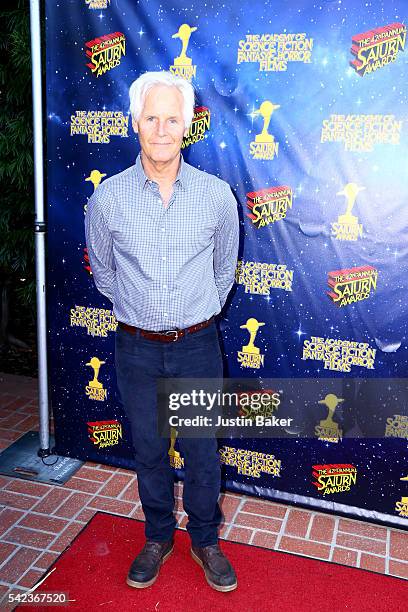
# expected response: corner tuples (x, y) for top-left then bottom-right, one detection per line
(126, 539), (174, 588)
(191, 543), (237, 592)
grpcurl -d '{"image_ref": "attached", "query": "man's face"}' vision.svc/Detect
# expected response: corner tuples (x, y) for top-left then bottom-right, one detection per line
(133, 84), (188, 166)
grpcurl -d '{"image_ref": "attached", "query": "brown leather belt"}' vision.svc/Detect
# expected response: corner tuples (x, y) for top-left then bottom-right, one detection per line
(118, 317), (214, 342)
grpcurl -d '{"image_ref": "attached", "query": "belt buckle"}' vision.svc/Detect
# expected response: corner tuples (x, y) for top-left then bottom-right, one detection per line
(164, 329), (179, 341)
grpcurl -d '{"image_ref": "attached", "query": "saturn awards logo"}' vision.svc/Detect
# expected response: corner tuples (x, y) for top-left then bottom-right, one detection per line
(87, 420), (122, 449)
(331, 183), (364, 241)
(312, 464), (357, 495)
(315, 394), (343, 443)
(249, 101), (280, 160)
(85, 0), (110, 8)
(85, 31), (126, 77)
(395, 474), (408, 517)
(181, 106), (210, 148)
(168, 427), (184, 469)
(237, 318), (265, 369)
(327, 265), (378, 307)
(84, 169), (107, 215)
(350, 22), (406, 76)
(238, 390), (280, 420)
(169, 24), (197, 80)
(246, 186), (292, 228)
(85, 356), (107, 401)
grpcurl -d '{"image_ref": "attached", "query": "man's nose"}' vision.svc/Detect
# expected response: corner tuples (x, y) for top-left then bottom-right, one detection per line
(156, 120), (167, 136)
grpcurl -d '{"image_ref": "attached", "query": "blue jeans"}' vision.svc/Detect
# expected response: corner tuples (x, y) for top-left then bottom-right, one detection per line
(114, 321), (223, 547)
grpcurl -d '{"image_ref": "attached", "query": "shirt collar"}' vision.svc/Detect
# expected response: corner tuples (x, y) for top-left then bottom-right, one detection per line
(135, 153), (187, 192)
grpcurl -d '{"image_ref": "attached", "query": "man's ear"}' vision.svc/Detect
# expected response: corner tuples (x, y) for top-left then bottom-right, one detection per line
(132, 118), (138, 134)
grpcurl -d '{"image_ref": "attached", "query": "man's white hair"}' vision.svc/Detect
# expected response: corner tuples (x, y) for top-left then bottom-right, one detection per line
(129, 71), (195, 129)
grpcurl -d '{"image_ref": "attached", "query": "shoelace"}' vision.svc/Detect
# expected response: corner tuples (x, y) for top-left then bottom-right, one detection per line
(140, 541), (168, 560)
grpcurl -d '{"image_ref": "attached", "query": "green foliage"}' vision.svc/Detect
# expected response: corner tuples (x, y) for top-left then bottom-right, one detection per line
(0, 2), (35, 312)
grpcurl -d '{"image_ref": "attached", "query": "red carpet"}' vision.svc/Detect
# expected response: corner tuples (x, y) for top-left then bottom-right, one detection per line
(20, 512), (406, 612)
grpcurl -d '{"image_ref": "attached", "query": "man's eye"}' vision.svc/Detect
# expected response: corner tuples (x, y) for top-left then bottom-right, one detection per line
(146, 117), (154, 121)
(169, 119), (177, 124)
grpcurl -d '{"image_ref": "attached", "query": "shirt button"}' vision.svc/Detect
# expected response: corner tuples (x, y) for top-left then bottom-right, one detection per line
(157, 198), (161, 204)
(164, 313), (168, 317)
(162, 256), (166, 262)
(161, 227), (165, 232)
(163, 285), (167, 290)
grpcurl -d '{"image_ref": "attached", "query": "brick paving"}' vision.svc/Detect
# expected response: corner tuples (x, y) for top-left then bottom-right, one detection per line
(0, 372), (407, 609)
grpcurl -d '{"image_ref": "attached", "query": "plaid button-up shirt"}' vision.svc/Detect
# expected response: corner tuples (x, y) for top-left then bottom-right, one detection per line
(84, 154), (239, 331)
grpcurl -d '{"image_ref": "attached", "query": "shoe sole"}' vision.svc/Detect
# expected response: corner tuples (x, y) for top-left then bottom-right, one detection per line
(190, 548), (237, 592)
(126, 544), (174, 589)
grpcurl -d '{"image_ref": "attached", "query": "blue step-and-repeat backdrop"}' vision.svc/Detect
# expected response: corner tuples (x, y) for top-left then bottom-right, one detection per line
(46, 0), (408, 527)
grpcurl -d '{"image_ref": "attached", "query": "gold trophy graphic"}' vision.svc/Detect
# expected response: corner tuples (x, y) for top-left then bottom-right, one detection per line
(317, 394), (343, 439)
(254, 101), (280, 143)
(85, 169), (106, 191)
(172, 24), (197, 66)
(337, 183), (365, 225)
(85, 357), (105, 389)
(401, 475), (408, 503)
(240, 318), (265, 354)
(168, 427), (181, 460)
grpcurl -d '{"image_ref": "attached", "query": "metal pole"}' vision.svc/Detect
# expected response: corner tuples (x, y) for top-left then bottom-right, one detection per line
(30, 0), (51, 455)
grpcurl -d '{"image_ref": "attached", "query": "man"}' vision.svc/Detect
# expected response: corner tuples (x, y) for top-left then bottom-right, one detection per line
(85, 71), (239, 592)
